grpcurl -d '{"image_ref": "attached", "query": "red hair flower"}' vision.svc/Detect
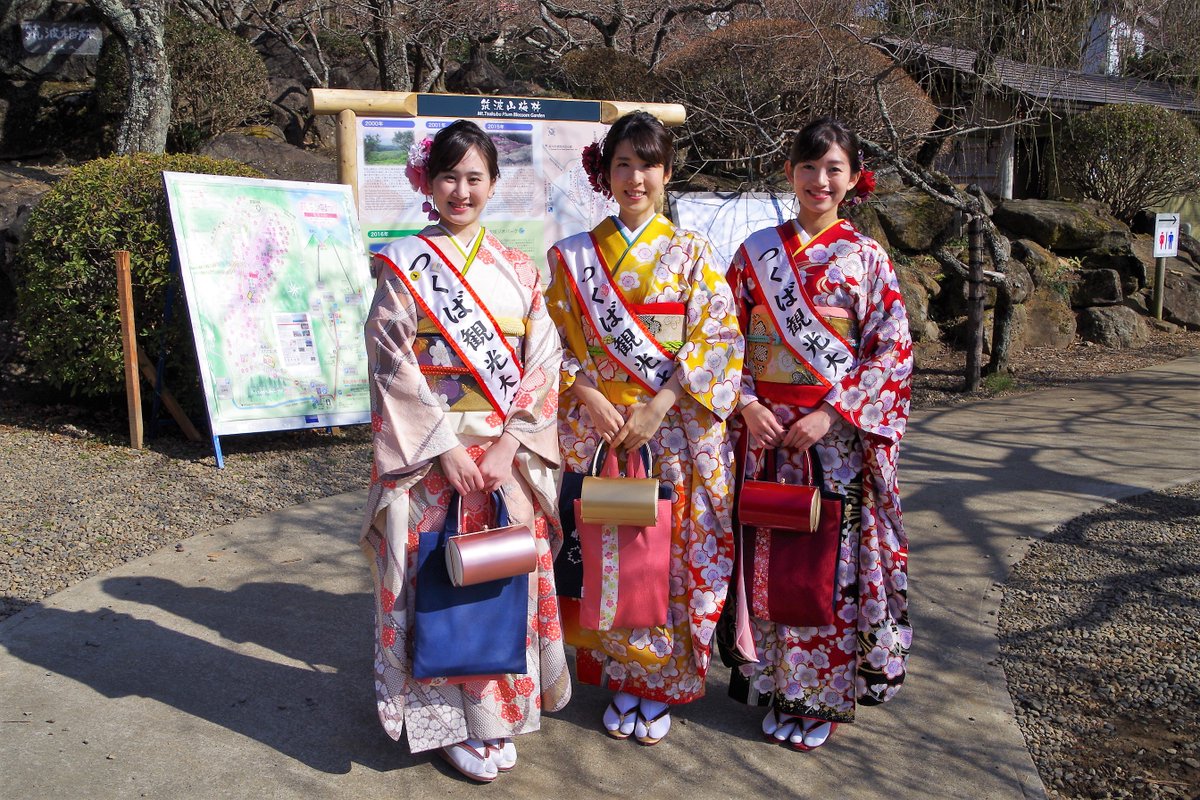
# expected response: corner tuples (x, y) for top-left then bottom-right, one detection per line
(581, 141), (611, 198)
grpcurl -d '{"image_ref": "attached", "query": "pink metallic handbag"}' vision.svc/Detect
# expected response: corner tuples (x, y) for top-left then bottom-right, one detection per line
(445, 491), (538, 588)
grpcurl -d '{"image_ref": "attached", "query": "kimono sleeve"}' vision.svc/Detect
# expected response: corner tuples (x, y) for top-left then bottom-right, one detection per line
(545, 247), (590, 392)
(824, 241), (913, 444)
(674, 234), (744, 420)
(503, 268), (563, 467)
(365, 261), (460, 485)
(725, 248), (760, 411)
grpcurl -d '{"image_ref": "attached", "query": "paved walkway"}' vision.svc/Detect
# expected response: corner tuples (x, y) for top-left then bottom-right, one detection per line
(3, 356), (1199, 799)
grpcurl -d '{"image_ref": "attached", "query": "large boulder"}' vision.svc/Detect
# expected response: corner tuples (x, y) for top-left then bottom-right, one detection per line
(993, 199), (1130, 252)
(895, 258), (940, 342)
(871, 188), (956, 251)
(1015, 285), (1077, 349)
(1011, 238), (1061, 288)
(0, 163), (63, 316)
(1, 0), (103, 82)
(1069, 269), (1123, 308)
(1077, 306), (1150, 348)
(198, 130), (337, 183)
(845, 202), (891, 251)
(1162, 269), (1200, 330)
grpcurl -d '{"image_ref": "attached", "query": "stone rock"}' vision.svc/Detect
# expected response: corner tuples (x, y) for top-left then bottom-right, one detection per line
(198, 131), (337, 184)
(0, 1), (103, 82)
(1069, 269), (1123, 308)
(871, 188), (956, 251)
(845, 203), (891, 251)
(1004, 259), (1034, 305)
(1017, 285), (1077, 349)
(896, 261), (939, 342)
(993, 199), (1130, 252)
(1012, 239), (1061, 288)
(1162, 270), (1200, 330)
(1077, 306), (1150, 349)
(0, 163), (63, 315)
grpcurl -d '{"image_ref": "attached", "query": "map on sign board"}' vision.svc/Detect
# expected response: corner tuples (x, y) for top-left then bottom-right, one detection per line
(669, 192), (793, 269)
(356, 105), (615, 281)
(163, 172), (373, 437)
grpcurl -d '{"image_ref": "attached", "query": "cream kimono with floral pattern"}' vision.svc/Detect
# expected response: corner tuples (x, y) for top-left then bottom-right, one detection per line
(360, 228), (570, 754)
(547, 214), (744, 704)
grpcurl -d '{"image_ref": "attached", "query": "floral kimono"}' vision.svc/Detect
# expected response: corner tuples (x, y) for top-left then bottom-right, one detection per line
(546, 213), (744, 704)
(725, 218), (913, 723)
(360, 227), (571, 754)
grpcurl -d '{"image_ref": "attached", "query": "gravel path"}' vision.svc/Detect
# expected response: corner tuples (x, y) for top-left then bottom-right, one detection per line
(999, 481), (1200, 799)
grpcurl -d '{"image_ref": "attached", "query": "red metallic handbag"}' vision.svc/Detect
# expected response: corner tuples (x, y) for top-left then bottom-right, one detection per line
(737, 448), (820, 533)
(737, 446), (843, 628)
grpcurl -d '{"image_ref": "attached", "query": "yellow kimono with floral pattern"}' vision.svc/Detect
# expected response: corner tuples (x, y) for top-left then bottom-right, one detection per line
(546, 214), (744, 704)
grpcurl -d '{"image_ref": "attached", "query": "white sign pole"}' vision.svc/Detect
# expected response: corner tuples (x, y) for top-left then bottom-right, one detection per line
(1153, 213), (1181, 320)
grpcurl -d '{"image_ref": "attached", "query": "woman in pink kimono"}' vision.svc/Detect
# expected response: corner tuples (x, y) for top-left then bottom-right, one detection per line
(725, 117), (913, 751)
(546, 111), (743, 746)
(361, 120), (570, 783)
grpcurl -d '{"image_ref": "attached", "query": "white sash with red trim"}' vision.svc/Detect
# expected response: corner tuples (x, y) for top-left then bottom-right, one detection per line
(740, 223), (857, 388)
(553, 231), (676, 392)
(376, 235), (523, 413)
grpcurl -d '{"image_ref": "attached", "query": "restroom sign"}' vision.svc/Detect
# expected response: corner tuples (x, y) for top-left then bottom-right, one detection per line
(1154, 213), (1180, 258)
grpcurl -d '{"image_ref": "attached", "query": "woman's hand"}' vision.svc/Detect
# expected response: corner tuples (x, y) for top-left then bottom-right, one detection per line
(439, 445), (484, 495)
(610, 373), (680, 453)
(476, 433), (520, 492)
(570, 383), (624, 443)
(781, 403), (838, 451)
(741, 401), (786, 449)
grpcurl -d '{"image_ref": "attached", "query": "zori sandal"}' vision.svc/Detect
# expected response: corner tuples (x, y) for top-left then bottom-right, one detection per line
(485, 738), (516, 772)
(792, 719), (837, 752)
(762, 707), (801, 743)
(438, 738), (498, 782)
(603, 691), (638, 739)
(634, 699), (672, 746)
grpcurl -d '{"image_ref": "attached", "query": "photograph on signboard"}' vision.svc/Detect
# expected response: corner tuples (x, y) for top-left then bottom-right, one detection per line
(163, 172), (373, 437)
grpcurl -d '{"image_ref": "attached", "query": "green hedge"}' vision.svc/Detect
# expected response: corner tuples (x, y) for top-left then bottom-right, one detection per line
(16, 153), (263, 402)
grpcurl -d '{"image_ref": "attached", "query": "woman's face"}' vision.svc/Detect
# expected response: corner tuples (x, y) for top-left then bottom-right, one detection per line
(430, 145), (495, 234)
(786, 143), (859, 225)
(607, 140), (669, 225)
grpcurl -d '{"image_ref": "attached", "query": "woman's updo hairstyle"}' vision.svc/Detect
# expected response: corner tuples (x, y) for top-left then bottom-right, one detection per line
(600, 110), (674, 180)
(426, 119), (500, 181)
(788, 117), (862, 173)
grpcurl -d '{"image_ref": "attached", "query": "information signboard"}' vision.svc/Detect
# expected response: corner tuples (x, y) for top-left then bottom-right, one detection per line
(163, 172), (373, 447)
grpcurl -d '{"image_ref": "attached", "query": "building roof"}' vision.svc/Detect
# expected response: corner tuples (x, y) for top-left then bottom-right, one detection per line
(881, 39), (1200, 116)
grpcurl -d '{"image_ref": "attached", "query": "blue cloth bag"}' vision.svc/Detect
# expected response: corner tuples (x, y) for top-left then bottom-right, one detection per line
(413, 491), (529, 679)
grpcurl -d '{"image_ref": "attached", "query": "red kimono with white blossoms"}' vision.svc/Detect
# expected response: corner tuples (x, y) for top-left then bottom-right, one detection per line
(726, 218), (913, 722)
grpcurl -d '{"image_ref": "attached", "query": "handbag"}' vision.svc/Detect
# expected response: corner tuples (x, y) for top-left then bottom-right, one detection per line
(738, 447), (820, 533)
(413, 491), (528, 679)
(577, 444), (673, 631)
(738, 447), (844, 628)
(579, 444), (662, 525)
(445, 494), (537, 587)
(555, 444), (670, 600)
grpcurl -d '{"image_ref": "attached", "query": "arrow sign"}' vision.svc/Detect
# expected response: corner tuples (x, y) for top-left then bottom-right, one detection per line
(1154, 213), (1181, 258)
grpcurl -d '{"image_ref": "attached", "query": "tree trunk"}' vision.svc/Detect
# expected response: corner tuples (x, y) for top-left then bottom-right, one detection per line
(87, 0), (171, 154)
(965, 212), (986, 391)
(371, 0), (411, 92)
(987, 280), (1015, 376)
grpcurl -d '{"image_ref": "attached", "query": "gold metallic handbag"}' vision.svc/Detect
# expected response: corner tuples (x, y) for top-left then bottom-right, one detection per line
(578, 443), (661, 526)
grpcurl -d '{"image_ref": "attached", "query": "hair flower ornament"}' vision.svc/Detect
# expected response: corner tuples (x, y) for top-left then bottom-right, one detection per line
(581, 141), (611, 198)
(842, 151), (876, 207)
(405, 137), (439, 221)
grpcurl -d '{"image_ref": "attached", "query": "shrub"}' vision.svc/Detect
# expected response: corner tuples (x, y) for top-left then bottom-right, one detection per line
(654, 19), (937, 184)
(15, 153), (263, 402)
(559, 47), (661, 103)
(1055, 103), (1200, 221)
(96, 15), (269, 152)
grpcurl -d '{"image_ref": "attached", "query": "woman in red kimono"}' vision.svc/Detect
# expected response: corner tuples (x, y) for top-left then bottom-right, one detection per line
(725, 117), (913, 751)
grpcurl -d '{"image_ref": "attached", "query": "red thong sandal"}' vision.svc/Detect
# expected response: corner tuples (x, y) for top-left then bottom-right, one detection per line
(791, 719), (837, 752)
(438, 739), (498, 782)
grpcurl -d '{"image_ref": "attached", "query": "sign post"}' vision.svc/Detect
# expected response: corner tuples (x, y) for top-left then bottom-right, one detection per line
(1153, 213), (1180, 320)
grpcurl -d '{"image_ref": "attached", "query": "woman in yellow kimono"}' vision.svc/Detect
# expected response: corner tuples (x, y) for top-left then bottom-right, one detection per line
(546, 111), (743, 745)
(362, 121), (570, 783)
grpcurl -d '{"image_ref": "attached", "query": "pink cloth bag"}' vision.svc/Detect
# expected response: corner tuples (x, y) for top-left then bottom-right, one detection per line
(576, 447), (672, 631)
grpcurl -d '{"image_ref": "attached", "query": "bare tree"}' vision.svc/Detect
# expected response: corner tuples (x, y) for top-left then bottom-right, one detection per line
(87, 0), (171, 153)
